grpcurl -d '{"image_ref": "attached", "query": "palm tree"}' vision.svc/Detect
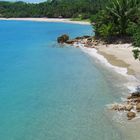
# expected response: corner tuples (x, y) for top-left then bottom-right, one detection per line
(106, 0), (139, 35)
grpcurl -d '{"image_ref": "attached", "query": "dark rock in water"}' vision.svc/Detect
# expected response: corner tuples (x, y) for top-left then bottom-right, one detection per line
(132, 97), (140, 103)
(127, 112), (136, 120)
(75, 36), (84, 40)
(66, 39), (76, 44)
(57, 34), (69, 43)
(131, 92), (140, 98)
(83, 35), (91, 38)
(75, 36), (91, 40)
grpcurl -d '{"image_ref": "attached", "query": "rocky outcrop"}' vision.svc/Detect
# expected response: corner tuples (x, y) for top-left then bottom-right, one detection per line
(66, 39), (77, 44)
(57, 34), (97, 48)
(136, 103), (140, 112)
(75, 36), (90, 40)
(57, 34), (69, 43)
(110, 87), (140, 120)
(111, 104), (133, 111)
(131, 92), (140, 98)
(111, 104), (126, 111)
(125, 104), (133, 111)
(127, 112), (136, 120)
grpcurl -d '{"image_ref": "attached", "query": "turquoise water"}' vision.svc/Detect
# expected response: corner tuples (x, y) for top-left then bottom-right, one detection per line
(0, 21), (125, 140)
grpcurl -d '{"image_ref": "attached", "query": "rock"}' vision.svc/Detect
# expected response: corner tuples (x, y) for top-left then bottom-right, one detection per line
(133, 97), (140, 103)
(87, 37), (94, 41)
(66, 39), (76, 44)
(127, 112), (136, 120)
(131, 92), (140, 98)
(111, 104), (119, 110)
(111, 104), (126, 111)
(75, 36), (91, 40)
(127, 95), (132, 100)
(83, 35), (90, 38)
(136, 103), (140, 112)
(57, 34), (69, 43)
(75, 36), (84, 40)
(84, 44), (91, 48)
(118, 105), (126, 111)
(125, 104), (133, 111)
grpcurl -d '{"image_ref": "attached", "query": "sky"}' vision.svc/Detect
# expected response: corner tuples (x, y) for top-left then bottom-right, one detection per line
(0, 0), (46, 3)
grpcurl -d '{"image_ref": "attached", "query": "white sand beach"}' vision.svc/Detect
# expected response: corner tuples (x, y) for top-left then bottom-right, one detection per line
(0, 18), (90, 25)
(96, 44), (140, 78)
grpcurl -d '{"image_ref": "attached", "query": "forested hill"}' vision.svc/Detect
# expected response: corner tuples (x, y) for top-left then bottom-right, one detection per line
(0, 0), (107, 18)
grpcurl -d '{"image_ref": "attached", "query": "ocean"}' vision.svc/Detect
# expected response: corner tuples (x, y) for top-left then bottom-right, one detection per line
(0, 20), (136, 140)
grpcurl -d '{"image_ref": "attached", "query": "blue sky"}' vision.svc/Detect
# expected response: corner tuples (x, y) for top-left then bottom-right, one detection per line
(0, 0), (46, 3)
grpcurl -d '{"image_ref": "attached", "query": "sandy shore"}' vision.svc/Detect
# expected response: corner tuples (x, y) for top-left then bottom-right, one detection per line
(95, 44), (140, 79)
(0, 18), (90, 25)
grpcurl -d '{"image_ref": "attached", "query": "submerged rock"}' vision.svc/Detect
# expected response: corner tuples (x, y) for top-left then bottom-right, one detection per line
(57, 34), (69, 43)
(131, 92), (140, 98)
(127, 112), (136, 120)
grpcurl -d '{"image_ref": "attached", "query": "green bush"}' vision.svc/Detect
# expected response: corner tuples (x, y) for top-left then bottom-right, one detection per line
(133, 49), (140, 60)
(98, 23), (114, 38)
(132, 25), (140, 47)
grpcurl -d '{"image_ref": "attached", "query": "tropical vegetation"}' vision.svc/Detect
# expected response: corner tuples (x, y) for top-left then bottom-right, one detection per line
(91, 0), (140, 59)
(0, 0), (106, 18)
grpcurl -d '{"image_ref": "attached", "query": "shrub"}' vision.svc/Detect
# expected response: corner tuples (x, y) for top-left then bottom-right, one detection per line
(133, 49), (140, 60)
(132, 25), (140, 47)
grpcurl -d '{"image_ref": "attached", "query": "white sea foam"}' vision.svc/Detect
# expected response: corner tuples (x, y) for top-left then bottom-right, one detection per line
(80, 46), (128, 76)
(75, 43), (140, 93)
(76, 43), (140, 123)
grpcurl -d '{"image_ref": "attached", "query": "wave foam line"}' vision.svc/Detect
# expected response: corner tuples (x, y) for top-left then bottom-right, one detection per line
(75, 43), (140, 92)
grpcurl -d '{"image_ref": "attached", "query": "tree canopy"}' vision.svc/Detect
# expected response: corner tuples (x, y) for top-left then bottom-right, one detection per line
(0, 0), (107, 18)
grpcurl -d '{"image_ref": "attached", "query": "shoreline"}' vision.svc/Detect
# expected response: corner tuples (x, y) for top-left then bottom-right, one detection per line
(70, 39), (140, 80)
(95, 44), (140, 80)
(0, 18), (90, 25)
(80, 43), (140, 89)
(58, 34), (140, 82)
(70, 38), (140, 94)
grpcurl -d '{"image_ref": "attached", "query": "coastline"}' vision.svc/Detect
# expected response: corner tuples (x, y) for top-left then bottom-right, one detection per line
(0, 18), (90, 25)
(95, 44), (140, 79)
(79, 43), (140, 91)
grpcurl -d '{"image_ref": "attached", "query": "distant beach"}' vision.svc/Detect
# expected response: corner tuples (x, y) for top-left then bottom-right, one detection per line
(0, 18), (90, 25)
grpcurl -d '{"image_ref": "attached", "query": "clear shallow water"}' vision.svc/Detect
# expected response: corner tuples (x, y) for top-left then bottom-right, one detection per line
(0, 21), (126, 140)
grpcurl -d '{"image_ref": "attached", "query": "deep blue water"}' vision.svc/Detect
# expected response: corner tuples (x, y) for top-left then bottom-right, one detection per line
(0, 21), (124, 140)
